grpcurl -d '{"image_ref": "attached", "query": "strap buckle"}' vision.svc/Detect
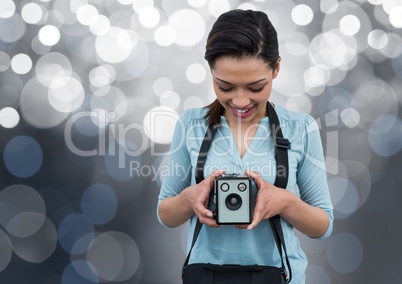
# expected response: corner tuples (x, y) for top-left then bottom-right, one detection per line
(275, 137), (291, 149)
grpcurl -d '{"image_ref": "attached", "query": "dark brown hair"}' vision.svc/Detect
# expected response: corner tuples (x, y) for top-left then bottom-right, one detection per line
(203, 9), (280, 127)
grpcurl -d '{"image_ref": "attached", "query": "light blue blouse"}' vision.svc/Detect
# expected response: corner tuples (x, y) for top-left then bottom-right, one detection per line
(157, 105), (334, 284)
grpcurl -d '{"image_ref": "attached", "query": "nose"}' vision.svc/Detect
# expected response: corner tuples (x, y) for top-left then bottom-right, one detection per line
(232, 89), (250, 108)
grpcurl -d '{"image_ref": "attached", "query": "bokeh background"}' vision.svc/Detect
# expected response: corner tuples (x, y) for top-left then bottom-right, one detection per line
(0, 0), (401, 283)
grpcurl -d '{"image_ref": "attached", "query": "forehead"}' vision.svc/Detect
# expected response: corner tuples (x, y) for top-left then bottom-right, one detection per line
(211, 56), (272, 83)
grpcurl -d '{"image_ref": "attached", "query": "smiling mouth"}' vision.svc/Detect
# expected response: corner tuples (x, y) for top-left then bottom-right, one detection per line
(233, 107), (253, 114)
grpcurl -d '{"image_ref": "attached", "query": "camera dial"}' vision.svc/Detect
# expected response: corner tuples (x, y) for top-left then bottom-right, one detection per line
(220, 183), (229, 192)
(238, 183), (246, 192)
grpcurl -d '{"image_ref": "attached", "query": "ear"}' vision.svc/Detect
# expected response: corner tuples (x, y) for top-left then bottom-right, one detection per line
(272, 58), (281, 79)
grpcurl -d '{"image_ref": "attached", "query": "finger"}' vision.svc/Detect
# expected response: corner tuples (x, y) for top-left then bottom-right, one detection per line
(203, 169), (226, 188)
(245, 170), (263, 189)
(234, 224), (248, 229)
(247, 210), (261, 230)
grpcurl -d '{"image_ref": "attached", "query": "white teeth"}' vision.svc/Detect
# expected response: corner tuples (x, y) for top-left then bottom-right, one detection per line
(235, 108), (249, 113)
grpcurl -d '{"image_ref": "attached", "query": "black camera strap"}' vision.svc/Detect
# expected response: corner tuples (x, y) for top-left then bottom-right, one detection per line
(183, 102), (292, 282)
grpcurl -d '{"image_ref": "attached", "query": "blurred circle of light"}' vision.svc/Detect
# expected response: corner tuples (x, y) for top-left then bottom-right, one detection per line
(9, 217), (57, 263)
(285, 94), (312, 113)
(0, 13), (26, 43)
(143, 106), (179, 144)
(89, 15), (110, 36)
(339, 15), (361, 36)
(21, 2), (43, 24)
(340, 108), (360, 128)
(0, 229), (12, 273)
(153, 77), (174, 97)
(89, 65), (116, 88)
(389, 6), (402, 28)
(186, 63), (207, 84)
(379, 32), (402, 59)
(81, 184), (118, 225)
(291, 4), (314, 26)
(132, 0), (154, 13)
(10, 53), (32, 75)
(320, 0), (338, 14)
(0, 0), (15, 18)
(327, 233), (363, 273)
(368, 0), (383, 4)
(31, 36), (52, 56)
(58, 213), (95, 254)
(237, 3), (257, 10)
(285, 32), (310, 56)
(354, 79), (397, 128)
(139, 6), (160, 28)
(160, 91), (181, 109)
(0, 107), (20, 128)
(118, 0), (133, 5)
(168, 9), (206, 47)
(62, 261), (99, 284)
(209, 0), (231, 17)
(382, 0), (402, 14)
(38, 25), (61, 46)
(309, 31), (357, 69)
(0, 52), (10, 71)
(188, 0), (208, 8)
(86, 231), (141, 282)
(368, 115), (402, 157)
(183, 96), (204, 110)
(304, 65), (330, 88)
(3, 136), (43, 178)
(329, 177), (360, 219)
(95, 27), (135, 63)
(154, 25), (176, 46)
(20, 78), (69, 128)
(0, 184), (46, 237)
(343, 160), (372, 209)
(367, 29), (389, 49)
(76, 4), (99, 26)
(48, 76), (85, 113)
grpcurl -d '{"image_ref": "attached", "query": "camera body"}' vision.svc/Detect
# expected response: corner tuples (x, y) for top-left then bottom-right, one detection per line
(213, 174), (253, 225)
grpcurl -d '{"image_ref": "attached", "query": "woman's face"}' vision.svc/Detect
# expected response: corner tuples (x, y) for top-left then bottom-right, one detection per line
(211, 56), (280, 126)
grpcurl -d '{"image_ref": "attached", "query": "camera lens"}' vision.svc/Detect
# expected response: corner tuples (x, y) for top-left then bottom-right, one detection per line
(225, 193), (242, 210)
(238, 182), (246, 191)
(220, 183), (229, 192)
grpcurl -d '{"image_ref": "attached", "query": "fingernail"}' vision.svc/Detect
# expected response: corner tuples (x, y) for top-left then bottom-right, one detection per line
(207, 212), (213, 217)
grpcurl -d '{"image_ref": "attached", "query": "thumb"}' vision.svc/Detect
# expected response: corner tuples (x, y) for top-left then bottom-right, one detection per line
(247, 210), (261, 230)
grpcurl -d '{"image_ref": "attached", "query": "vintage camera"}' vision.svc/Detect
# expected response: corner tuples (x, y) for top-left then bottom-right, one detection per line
(213, 174), (253, 225)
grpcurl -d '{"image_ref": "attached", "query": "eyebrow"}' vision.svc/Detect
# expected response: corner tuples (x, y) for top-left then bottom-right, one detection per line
(214, 77), (267, 86)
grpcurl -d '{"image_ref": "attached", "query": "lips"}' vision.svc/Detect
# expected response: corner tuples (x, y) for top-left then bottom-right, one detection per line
(231, 105), (254, 118)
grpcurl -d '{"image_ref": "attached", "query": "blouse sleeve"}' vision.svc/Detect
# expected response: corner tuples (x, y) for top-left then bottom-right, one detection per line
(296, 116), (334, 239)
(156, 111), (192, 226)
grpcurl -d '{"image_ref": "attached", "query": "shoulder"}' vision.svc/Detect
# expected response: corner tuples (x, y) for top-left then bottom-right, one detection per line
(274, 104), (318, 131)
(275, 104), (315, 124)
(179, 107), (209, 126)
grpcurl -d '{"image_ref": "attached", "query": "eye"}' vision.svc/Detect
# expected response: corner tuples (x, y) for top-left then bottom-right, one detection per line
(249, 87), (264, 93)
(218, 85), (233, 92)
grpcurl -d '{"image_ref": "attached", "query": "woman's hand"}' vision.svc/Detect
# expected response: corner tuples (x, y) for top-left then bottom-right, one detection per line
(237, 170), (330, 238)
(235, 170), (290, 230)
(189, 170), (226, 227)
(158, 170), (225, 227)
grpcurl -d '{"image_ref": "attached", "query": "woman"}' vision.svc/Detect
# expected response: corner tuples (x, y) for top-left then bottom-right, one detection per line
(157, 9), (333, 283)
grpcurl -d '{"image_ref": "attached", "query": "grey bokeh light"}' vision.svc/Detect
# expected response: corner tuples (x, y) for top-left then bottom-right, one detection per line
(1, 0), (401, 283)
